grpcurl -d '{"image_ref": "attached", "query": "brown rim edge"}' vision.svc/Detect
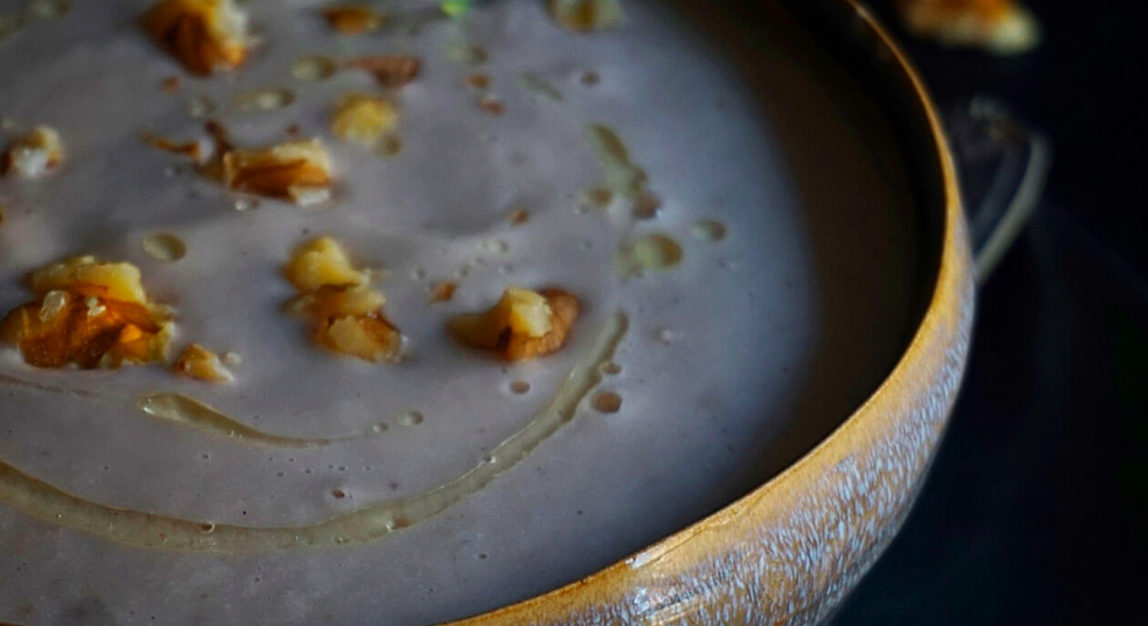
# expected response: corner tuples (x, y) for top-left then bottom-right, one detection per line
(454, 2), (974, 624)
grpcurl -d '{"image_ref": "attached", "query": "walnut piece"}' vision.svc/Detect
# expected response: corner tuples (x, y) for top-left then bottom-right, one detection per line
(449, 287), (579, 361)
(897, 0), (1040, 54)
(174, 343), (234, 383)
(3, 126), (63, 178)
(141, 131), (205, 162)
(346, 55), (421, 89)
(0, 257), (174, 369)
(222, 139), (332, 206)
(331, 94), (398, 146)
(283, 237), (402, 363)
(321, 4), (384, 34)
(547, 0), (624, 32)
(283, 236), (368, 291)
(144, 0), (249, 75)
(428, 280), (457, 304)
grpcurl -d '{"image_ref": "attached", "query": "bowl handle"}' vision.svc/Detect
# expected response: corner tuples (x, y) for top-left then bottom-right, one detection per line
(944, 96), (1051, 283)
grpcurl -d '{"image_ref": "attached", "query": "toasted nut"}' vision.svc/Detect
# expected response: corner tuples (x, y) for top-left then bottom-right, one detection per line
(547, 0), (624, 32)
(284, 237), (368, 291)
(346, 55), (421, 89)
(286, 284), (385, 319)
(331, 94), (398, 146)
(30, 256), (150, 305)
(321, 4), (384, 34)
(897, 0), (1040, 54)
(283, 236), (402, 362)
(1, 257), (174, 369)
(222, 139), (332, 205)
(174, 343), (234, 382)
(449, 287), (579, 361)
(141, 131), (204, 162)
(465, 73), (491, 90)
(428, 280), (457, 304)
(477, 96), (504, 116)
(144, 0), (249, 75)
(3, 126), (63, 178)
(319, 314), (401, 362)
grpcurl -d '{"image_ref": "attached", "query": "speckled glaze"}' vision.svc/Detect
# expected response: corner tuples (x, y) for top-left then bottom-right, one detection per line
(453, 2), (973, 624)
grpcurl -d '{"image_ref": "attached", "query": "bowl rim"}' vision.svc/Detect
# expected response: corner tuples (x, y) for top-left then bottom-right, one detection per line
(455, 1), (972, 623)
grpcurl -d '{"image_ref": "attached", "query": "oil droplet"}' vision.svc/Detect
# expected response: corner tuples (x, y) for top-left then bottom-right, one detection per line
(411, 268), (427, 281)
(236, 88), (296, 112)
(481, 239), (509, 255)
(484, 454), (497, 464)
(592, 391), (623, 414)
(25, 0), (69, 19)
(692, 219), (727, 241)
(398, 410), (424, 426)
(332, 489), (346, 499)
(140, 233), (187, 262)
(291, 55), (338, 82)
(657, 328), (677, 344)
(187, 96), (216, 118)
(510, 380), (531, 395)
(615, 234), (683, 278)
(581, 70), (600, 86)
(600, 361), (622, 375)
(372, 422), (388, 433)
(519, 72), (564, 101)
(199, 522), (216, 533)
(447, 42), (488, 65)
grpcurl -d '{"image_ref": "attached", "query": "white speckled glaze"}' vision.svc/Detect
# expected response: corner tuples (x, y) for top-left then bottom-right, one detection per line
(0, 0), (969, 624)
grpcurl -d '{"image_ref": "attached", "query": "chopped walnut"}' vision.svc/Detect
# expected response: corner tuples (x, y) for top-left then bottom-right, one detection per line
(547, 0), (624, 32)
(144, 0), (249, 75)
(283, 237), (402, 363)
(346, 55), (421, 89)
(465, 73), (491, 90)
(141, 131), (205, 162)
(449, 287), (579, 361)
(428, 280), (457, 304)
(174, 343), (234, 383)
(477, 96), (504, 116)
(283, 236), (368, 291)
(222, 139), (332, 206)
(331, 94), (398, 146)
(897, 0), (1040, 54)
(3, 126), (63, 178)
(321, 4), (384, 34)
(0, 257), (175, 369)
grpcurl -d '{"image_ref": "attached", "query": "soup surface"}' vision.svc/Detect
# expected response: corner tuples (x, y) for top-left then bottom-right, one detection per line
(0, 0), (920, 623)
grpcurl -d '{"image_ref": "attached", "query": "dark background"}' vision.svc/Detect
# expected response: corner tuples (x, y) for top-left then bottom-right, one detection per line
(832, 2), (1148, 624)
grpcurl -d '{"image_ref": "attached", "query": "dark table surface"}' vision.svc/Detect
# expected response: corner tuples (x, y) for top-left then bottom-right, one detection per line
(831, 2), (1148, 624)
